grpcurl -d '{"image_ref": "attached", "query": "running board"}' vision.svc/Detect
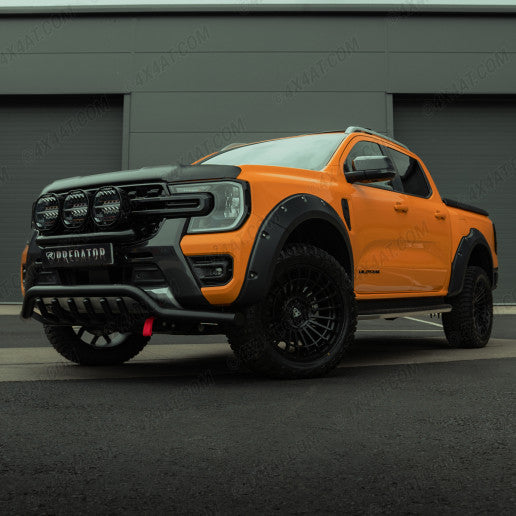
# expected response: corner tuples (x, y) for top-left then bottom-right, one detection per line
(357, 297), (452, 320)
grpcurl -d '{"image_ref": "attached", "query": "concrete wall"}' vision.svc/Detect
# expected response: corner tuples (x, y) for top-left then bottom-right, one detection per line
(1, 13), (515, 168)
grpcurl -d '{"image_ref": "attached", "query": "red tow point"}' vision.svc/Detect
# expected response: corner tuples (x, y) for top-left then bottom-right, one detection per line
(142, 317), (155, 337)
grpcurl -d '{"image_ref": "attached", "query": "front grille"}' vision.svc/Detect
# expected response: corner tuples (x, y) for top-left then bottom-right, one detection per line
(129, 192), (213, 217)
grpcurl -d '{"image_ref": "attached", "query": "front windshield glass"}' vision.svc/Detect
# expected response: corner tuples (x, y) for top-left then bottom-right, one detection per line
(201, 133), (346, 171)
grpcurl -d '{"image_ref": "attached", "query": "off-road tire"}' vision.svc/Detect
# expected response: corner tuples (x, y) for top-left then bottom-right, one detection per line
(228, 244), (357, 379)
(44, 325), (149, 365)
(443, 266), (493, 349)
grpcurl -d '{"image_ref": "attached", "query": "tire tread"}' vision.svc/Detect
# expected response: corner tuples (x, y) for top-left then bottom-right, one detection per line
(44, 325), (149, 366)
(228, 244), (357, 379)
(443, 265), (493, 349)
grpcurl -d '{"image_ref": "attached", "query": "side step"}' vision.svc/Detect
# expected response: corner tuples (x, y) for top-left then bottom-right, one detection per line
(357, 297), (452, 320)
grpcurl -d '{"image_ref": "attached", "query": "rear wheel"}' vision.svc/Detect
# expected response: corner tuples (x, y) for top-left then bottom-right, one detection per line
(228, 244), (356, 378)
(44, 325), (149, 365)
(443, 266), (493, 348)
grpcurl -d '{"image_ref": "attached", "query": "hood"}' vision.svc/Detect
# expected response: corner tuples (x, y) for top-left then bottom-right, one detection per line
(41, 164), (242, 194)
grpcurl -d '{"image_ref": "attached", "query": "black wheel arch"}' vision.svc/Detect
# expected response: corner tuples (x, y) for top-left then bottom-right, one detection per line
(235, 194), (353, 307)
(448, 228), (496, 297)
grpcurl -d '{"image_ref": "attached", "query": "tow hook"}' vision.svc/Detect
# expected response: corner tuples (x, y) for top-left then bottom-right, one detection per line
(142, 316), (155, 337)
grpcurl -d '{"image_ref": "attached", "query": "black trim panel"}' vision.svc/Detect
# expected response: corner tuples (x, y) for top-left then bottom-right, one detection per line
(235, 194), (353, 307)
(41, 164), (241, 194)
(341, 198), (351, 230)
(131, 218), (210, 307)
(442, 198), (489, 217)
(448, 228), (494, 297)
(358, 296), (449, 317)
(37, 230), (137, 245)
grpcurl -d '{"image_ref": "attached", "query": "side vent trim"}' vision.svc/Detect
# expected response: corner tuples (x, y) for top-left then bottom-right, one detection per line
(341, 199), (351, 230)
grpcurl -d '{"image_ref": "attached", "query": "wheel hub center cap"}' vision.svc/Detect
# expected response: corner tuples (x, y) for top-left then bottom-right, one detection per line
(284, 299), (310, 328)
(292, 307), (302, 318)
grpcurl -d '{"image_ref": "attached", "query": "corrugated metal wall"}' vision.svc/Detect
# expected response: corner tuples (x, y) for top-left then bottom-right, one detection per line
(394, 95), (516, 304)
(0, 12), (515, 301)
(0, 95), (123, 301)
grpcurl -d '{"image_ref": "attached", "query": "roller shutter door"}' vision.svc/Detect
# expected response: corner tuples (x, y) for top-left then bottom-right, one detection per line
(0, 95), (123, 302)
(394, 95), (516, 304)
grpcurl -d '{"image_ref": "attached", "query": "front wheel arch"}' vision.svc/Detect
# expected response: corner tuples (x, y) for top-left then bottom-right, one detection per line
(235, 194), (353, 307)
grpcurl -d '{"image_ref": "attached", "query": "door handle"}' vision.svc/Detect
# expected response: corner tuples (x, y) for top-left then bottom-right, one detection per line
(393, 202), (408, 213)
(434, 210), (447, 220)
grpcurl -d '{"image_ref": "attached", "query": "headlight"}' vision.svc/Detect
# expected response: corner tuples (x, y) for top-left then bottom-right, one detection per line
(168, 181), (248, 233)
(62, 190), (89, 230)
(92, 187), (124, 229)
(33, 194), (60, 231)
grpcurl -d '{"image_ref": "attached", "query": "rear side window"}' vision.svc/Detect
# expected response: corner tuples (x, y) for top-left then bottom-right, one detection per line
(387, 148), (431, 198)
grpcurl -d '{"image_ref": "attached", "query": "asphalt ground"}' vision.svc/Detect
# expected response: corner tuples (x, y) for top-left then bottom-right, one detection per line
(0, 314), (514, 515)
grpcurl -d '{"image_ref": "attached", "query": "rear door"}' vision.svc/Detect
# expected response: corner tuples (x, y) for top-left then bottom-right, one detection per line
(383, 145), (451, 292)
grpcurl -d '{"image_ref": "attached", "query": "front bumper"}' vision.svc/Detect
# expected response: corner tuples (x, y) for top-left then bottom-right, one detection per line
(21, 284), (243, 328)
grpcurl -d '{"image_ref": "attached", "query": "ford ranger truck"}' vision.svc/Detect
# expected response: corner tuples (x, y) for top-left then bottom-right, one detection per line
(20, 126), (498, 378)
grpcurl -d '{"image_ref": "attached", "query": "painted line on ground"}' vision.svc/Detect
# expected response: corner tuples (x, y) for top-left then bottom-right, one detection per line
(1, 305), (516, 316)
(404, 316), (443, 328)
(357, 329), (442, 332)
(0, 340), (514, 382)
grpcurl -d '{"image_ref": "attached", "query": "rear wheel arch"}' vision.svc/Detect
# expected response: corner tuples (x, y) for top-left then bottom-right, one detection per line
(448, 228), (494, 297)
(235, 194), (353, 307)
(468, 243), (493, 280)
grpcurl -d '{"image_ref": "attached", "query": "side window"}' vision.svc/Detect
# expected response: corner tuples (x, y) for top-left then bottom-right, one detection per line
(386, 148), (431, 198)
(344, 141), (382, 172)
(344, 141), (397, 192)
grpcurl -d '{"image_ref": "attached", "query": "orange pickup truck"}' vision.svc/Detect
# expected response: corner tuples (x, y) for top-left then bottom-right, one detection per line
(21, 127), (498, 378)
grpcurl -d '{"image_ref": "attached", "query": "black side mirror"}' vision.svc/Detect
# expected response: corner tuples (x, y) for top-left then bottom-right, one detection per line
(345, 155), (396, 184)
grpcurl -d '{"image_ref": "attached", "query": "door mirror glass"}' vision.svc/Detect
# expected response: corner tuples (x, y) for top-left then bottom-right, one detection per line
(352, 155), (394, 172)
(345, 155), (396, 184)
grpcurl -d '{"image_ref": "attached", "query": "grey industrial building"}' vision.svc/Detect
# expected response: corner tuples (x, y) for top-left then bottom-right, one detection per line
(0, 2), (515, 303)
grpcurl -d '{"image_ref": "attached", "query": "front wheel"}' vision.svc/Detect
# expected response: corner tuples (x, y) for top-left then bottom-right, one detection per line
(443, 266), (493, 348)
(228, 244), (357, 379)
(44, 325), (149, 365)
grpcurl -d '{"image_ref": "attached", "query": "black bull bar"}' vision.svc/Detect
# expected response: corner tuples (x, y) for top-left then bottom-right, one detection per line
(21, 285), (243, 327)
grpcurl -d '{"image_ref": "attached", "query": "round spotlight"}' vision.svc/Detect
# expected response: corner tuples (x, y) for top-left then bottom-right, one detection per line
(62, 190), (89, 230)
(92, 187), (124, 229)
(33, 194), (60, 232)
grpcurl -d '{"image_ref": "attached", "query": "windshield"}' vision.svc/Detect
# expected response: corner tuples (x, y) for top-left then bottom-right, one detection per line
(201, 133), (346, 171)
